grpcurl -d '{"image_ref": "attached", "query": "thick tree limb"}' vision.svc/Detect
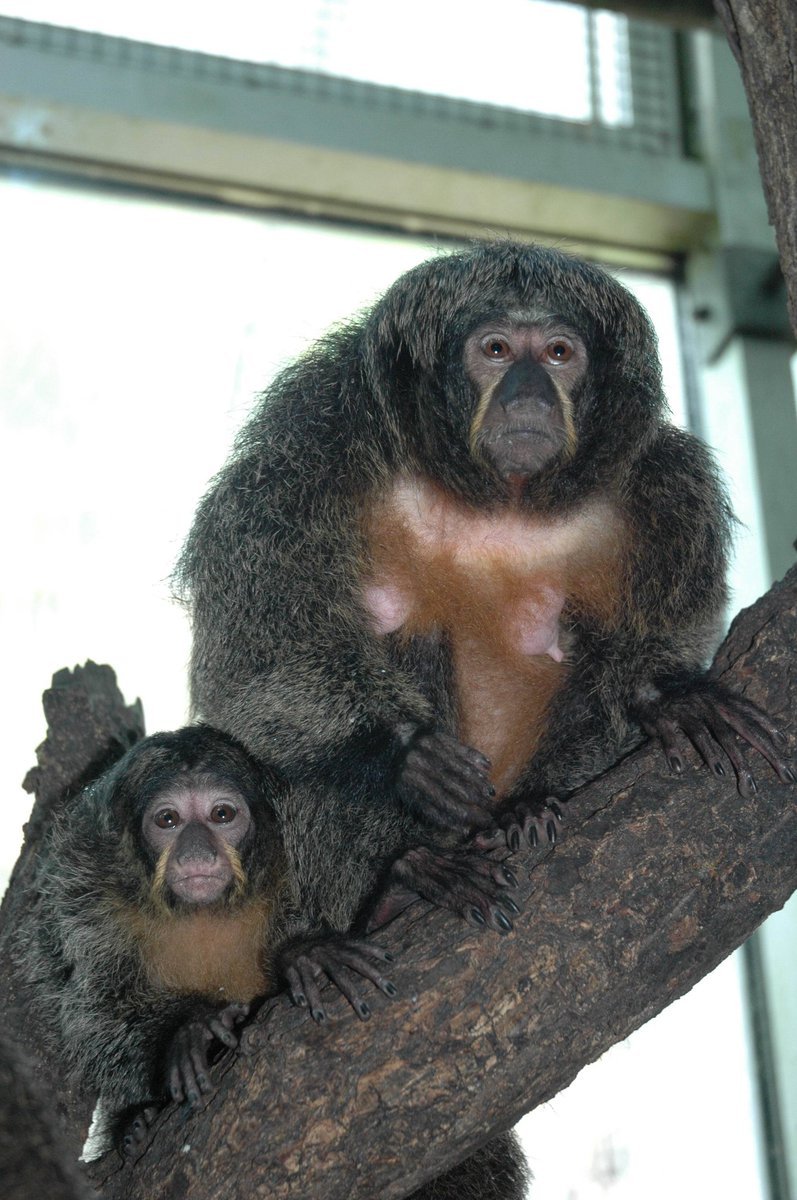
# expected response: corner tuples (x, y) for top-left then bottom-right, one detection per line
(9, 566), (774, 1197)
(0, 663), (145, 1154)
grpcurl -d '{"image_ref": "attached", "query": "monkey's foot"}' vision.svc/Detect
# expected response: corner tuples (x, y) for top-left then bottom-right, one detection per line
(279, 934), (397, 1024)
(165, 1001), (250, 1108)
(474, 798), (563, 853)
(389, 844), (521, 935)
(633, 678), (795, 799)
(120, 1105), (159, 1161)
(395, 724), (495, 834)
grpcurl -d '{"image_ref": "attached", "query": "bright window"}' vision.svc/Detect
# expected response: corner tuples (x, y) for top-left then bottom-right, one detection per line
(0, 0), (632, 124)
(0, 172), (764, 1200)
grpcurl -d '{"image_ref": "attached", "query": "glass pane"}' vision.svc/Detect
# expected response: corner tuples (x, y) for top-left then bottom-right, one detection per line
(0, 0), (632, 124)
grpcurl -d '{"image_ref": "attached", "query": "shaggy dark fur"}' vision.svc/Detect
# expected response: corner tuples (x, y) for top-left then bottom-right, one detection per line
(174, 241), (775, 878)
(16, 727), (291, 1153)
(16, 723), (527, 1194)
(173, 241), (789, 1199)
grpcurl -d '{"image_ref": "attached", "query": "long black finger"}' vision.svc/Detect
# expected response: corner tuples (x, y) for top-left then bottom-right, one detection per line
(321, 962), (372, 1019)
(716, 693), (786, 744)
(715, 703), (794, 781)
(649, 714), (687, 774)
(296, 963), (327, 1023)
(168, 1062), (185, 1104)
(284, 963), (309, 1009)
(324, 938), (395, 964)
(326, 949), (398, 997)
(182, 1048), (205, 1107)
(701, 712), (758, 789)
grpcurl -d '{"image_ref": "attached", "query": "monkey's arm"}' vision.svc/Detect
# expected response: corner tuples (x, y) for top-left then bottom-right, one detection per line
(495, 427), (792, 844)
(31, 937), (192, 1152)
(618, 426), (792, 794)
(108, 996), (254, 1160)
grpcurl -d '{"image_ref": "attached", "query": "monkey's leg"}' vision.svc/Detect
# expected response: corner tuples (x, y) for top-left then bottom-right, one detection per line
(370, 845), (521, 935)
(632, 677), (795, 798)
(120, 1001), (249, 1159)
(277, 934), (397, 1023)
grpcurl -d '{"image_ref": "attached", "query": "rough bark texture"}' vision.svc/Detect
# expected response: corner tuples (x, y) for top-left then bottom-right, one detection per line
(713, 0), (797, 334)
(0, 1034), (96, 1200)
(0, 663), (145, 1156)
(1, 570), (792, 1199)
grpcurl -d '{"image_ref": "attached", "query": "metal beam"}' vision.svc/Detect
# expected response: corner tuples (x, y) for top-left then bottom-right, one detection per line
(559, 0), (718, 29)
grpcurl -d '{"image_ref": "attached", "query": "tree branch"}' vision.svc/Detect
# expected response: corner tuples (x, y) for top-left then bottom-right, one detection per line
(0, 663), (145, 1156)
(712, 1), (797, 334)
(4, 567), (785, 1199)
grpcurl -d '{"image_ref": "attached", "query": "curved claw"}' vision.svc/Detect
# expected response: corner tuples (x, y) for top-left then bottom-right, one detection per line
(475, 798), (563, 854)
(396, 725), (495, 835)
(390, 844), (523, 935)
(634, 678), (793, 796)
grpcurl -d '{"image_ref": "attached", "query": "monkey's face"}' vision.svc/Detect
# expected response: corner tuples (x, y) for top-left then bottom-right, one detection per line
(464, 317), (586, 480)
(142, 780), (252, 906)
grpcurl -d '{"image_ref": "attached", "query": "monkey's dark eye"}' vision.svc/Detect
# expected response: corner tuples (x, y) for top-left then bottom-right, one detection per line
(544, 339), (574, 364)
(154, 809), (180, 829)
(481, 336), (511, 360)
(211, 803), (237, 824)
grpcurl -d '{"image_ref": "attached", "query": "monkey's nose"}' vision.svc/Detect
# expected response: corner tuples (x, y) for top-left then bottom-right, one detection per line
(174, 821), (218, 863)
(500, 388), (556, 414)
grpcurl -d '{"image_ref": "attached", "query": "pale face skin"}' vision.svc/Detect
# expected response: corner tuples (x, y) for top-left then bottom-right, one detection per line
(464, 318), (588, 478)
(143, 782), (252, 905)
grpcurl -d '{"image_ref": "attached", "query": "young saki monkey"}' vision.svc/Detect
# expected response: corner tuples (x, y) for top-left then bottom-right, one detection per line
(17, 726), (396, 1157)
(176, 240), (792, 884)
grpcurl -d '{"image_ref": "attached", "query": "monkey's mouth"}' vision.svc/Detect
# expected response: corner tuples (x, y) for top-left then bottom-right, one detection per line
(477, 424), (558, 447)
(476, 425), (563, 479)
(170, 871), (231, 903)
(498, 426), (554, 443)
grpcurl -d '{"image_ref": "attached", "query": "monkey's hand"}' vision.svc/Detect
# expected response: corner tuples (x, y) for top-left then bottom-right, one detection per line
(395, 724), (495, 834)
(474, 798), (563, 854)
(278, 934), (397, 1024)
(164, 1001), (250, 1109)
(382, 844), (521, 935)
(632, 677), (795, 799)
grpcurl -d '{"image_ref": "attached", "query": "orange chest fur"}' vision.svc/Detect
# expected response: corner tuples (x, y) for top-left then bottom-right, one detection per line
(126, 898), (276, 1004)
(363, 476), (627, 794)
